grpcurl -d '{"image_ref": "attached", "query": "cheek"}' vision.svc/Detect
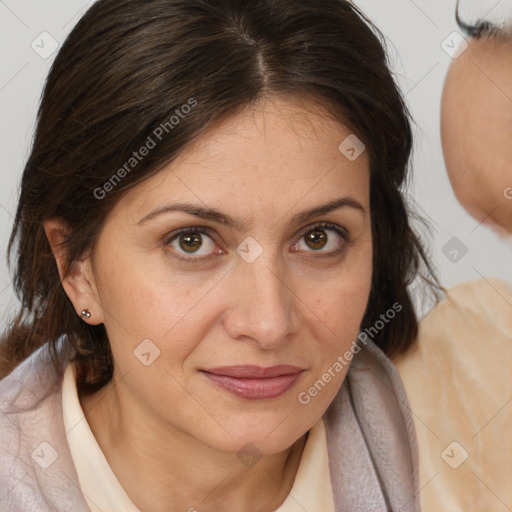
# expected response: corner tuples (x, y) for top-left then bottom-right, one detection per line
(312, 251), (372, 357)
(308, 246), (373, 333)
(96, 239), (188, 318)
(294, 262), (372, 413)
(93, 249), (214, 366)
(307, 277), (371, 356)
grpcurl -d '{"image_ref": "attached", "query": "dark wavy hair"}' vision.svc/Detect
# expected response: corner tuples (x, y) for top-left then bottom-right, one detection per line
(455, 0), (504, 38)
(1, 0), (440, 391)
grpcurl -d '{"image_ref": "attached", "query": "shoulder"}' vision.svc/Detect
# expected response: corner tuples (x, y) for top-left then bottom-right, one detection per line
(397, 277), (511, 368)
(0, 337), (88, 511)
(394, 278), (512, 510)
(325, 338), (421, 512)
(0, 340), (64, 487)
(0, 338), (68, 413)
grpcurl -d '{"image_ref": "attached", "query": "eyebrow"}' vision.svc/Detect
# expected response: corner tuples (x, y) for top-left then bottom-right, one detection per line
(137, 196), (367, 231)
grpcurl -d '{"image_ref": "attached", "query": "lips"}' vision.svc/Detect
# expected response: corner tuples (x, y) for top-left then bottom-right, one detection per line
(200, 365), (304, 400)
(203, 365), (303, 378)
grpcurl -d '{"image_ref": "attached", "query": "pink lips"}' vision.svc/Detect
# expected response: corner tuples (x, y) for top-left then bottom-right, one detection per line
(201, 365), (304, 400)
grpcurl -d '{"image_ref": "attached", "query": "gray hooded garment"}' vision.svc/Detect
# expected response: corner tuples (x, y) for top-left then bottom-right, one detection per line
(0, 335), (421, 511)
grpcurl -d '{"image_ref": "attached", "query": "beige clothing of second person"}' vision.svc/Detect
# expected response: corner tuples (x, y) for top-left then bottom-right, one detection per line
(395, 278), (512, 511)
(62, 361), (336, 512)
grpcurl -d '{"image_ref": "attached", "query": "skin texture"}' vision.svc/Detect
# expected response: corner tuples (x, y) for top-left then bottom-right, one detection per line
(44, 95), (373, 512)
(441, 35), (512, 236)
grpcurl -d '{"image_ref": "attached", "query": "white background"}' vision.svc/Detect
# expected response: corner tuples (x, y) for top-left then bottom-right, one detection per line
(1, 0), (511, 327)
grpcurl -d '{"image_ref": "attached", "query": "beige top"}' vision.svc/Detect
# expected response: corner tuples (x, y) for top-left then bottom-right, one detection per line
(62, 361), (336, 512)
(394, 278), (512, 511)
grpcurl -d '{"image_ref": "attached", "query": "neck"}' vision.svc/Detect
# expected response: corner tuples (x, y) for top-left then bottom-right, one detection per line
(79, 374), (307, 512)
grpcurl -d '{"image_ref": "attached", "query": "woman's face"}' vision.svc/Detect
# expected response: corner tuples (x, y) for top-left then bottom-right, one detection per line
(84, 95), (372, 455)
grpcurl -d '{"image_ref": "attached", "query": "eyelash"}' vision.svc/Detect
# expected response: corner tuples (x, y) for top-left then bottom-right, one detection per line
(163, 222), (350, 264)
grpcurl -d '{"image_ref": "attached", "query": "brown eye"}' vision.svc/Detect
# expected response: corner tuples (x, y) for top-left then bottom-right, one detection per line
(291, 223), (347, 255)
(305, 229), (328, 250)
(179, 233), (203, 253)
(166, 228), (217, 258)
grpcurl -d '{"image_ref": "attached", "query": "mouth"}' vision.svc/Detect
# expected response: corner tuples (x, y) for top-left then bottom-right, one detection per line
(200, 365), (304, 400)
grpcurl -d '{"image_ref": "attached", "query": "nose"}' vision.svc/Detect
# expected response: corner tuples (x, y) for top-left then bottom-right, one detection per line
(222, 254), (299, 349)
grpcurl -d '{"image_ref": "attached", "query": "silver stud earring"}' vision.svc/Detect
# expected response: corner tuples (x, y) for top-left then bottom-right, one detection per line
(81, 309), (91, 319)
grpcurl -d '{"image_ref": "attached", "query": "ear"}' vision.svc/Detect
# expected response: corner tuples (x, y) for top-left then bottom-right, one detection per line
(43, 218), (104, 325)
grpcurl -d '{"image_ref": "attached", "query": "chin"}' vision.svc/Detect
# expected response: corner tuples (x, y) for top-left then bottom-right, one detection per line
(483, 217), (512, 239)
(199, 413), (310, 456)
(498, 231), (512, 250)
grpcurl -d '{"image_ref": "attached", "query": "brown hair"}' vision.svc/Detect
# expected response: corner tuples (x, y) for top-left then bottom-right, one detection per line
(1, 0), (440, 391)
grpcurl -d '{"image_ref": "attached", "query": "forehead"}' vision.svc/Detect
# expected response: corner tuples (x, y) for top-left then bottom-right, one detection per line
(442, 38), (512, 160)
(444, 37), (512, 118)
(177, 95), (356, 161)
(114, 94), (371, 224)
(110, 94), (370, 236)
